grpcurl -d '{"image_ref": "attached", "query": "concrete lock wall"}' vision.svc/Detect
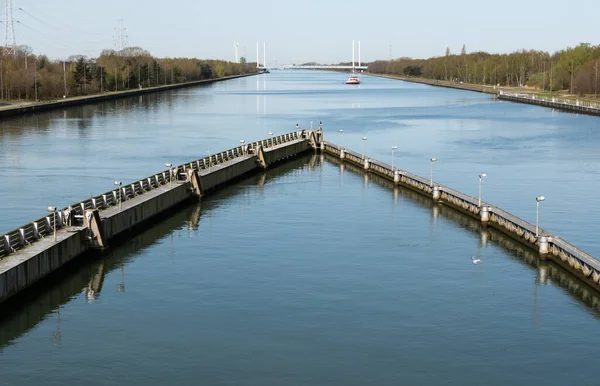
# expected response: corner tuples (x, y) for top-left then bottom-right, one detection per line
(321, 140), (600, 292)
(0, 229), (88, 302)
(0, 130), (319, 305)
(198, 156), (258, 193)
(102, 184), (193, 240)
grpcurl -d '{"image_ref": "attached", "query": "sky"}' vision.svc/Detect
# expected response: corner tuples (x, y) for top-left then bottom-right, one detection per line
(10, 0), (600, 64)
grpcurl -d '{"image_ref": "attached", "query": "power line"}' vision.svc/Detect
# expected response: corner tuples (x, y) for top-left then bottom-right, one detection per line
(18, 0), (102, 35)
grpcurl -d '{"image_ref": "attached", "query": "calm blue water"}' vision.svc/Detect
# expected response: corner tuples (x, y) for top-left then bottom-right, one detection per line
(1, 72), (600, 385)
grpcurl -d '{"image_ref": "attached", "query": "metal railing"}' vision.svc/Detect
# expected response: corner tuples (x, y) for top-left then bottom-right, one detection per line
(498, 92), (600, 111)
(0, 131), (303, 260)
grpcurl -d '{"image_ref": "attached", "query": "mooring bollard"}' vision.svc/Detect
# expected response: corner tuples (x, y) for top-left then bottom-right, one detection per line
(538, 236), (550, 256)
(480, 206), (490, 223)
(340, 149), (345, 160)
(432, 186), (441, 201)
(393, 170), (400, 185)
(363, 158), (370, 171)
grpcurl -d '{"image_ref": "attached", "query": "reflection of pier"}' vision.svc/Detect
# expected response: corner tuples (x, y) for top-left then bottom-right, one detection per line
(0, 154), (319, 349)
(325, 153), (600, 316)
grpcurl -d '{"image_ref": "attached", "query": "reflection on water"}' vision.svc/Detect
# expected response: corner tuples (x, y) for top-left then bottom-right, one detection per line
(325, 153), (600, 317)
(0, 154), (318, 349)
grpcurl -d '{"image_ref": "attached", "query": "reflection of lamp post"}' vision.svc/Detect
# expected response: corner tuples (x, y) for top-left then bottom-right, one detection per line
(337, 129), (343, 149)
(391, 145), (398, 170)
(361, 136), (367, 159)
(117, 262), (125, 292)
(47, 206), (57, 242)
(429, 157), (437, 187)
(113, 181), (122, 210)
(165, 163), (173, 187)
(478, 173), (487, 207)
(536, 196), (545, 237)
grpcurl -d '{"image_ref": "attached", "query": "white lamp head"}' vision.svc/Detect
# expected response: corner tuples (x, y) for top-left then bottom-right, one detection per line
(536, 196), (545, 202)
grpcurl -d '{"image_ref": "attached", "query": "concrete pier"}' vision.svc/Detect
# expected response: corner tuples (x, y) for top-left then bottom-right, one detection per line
(321, 140), (600, 291)
(0, 130), (319, 304)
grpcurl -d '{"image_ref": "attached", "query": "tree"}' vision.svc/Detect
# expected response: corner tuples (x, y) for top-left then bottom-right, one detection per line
(239, 57), (247, 65)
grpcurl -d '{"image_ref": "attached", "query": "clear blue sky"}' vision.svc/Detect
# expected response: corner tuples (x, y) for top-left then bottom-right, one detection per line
(12, 0), (600, 64)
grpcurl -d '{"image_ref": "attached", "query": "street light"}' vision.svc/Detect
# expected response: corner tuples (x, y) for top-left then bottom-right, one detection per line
(337, 129), (343, 149)
(268, 131), (273, 137)
(113, 181), (122, 210)
(296, 123), (299, 131)
(47, 206), (57, 242)
(361, 136), (368, 159)
(536, 196), (545, 237)
(165, 163), (173, 187)
(429, 157), (437, 187)
(319, 121), (323, 129)
(310, 121), (313, 129)
(391, 146), (398, 170)
(478, 173), (487, 207)
(240, 140), (245, 154)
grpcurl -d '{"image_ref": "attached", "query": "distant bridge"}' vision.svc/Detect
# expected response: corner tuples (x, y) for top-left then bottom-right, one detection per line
(280, 65), (368, 70)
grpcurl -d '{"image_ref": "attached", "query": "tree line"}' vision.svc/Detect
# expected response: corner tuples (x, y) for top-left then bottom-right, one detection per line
(368, 43), (600, 96)
(0, 46), (256, 101)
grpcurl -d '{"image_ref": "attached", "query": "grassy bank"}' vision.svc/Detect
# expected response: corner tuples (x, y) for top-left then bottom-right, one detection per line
(0, 73), (258, 118)
(371, 73), (600, 104)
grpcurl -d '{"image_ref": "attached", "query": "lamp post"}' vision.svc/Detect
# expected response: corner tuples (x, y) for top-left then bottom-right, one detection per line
(268, 131), (273, 137)
(310, 121), (313, 129)
(361, 136), (368, 159)
(429, 157), (437, 187)
(240, 139), (245, 154)
(478, 173), (487, 207)
(337, 129), (343, 149)
(113, 181), (122, 210)
(165, 163), (173, 187)
(536, 196), (545, 237)
(47, 206), (57, 242)
(296, 123), (299, 131)
(391, 146), (398, 170)
(319, 121), (323, 130)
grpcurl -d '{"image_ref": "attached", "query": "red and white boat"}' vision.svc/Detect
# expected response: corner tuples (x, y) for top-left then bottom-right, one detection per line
(345, 75), (360, 85)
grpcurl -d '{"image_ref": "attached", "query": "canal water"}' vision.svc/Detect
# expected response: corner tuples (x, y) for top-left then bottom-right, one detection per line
(1, 72), (600, 385)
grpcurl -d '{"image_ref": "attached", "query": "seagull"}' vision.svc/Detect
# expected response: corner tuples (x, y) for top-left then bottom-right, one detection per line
(471, 256), (482, 264)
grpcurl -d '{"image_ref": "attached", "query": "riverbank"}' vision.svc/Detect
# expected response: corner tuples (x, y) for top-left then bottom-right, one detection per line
(371, 73), (600, 116)
(370, 73), (499, 94)
(0, 73), (258, 118)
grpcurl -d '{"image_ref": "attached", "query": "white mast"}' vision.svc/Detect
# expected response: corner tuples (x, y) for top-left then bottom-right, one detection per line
(352, 40), (355, 69)
(358, 41), (361, 67)
(263, 42), (267, 69)
(256, 42), (259, 67)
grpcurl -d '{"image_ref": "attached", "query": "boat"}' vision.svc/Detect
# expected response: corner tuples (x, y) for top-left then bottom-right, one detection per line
(345, 74), (360, 85)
